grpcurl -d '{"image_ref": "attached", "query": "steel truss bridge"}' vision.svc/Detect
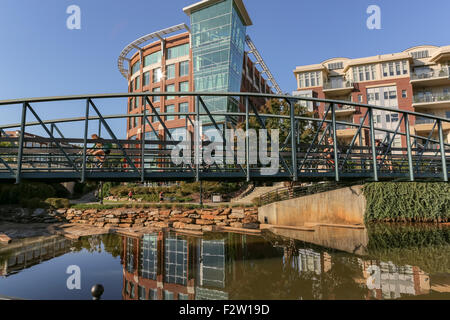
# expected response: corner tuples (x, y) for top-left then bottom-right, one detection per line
(0, 92), (448, 184)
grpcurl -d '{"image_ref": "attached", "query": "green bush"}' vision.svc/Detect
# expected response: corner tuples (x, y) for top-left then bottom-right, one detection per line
(0, 183), (56, 205)
(45, 198), (70, 209)
(20, 197), (49, 209)
(363, 182), (450, 223)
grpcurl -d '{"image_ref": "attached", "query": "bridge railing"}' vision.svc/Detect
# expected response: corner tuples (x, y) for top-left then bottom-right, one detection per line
(0, 92), (449, 183)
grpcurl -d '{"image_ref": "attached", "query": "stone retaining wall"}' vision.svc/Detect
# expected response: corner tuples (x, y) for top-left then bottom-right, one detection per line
(64, 207), (260, 232)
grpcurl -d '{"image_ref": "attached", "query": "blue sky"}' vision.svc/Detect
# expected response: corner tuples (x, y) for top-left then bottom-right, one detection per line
(0, 0), (449, 138)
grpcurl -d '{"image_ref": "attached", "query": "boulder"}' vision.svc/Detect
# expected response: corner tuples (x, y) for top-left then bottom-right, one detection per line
(201, 215), (216, 220)
(160, 210), (172, 217)
(184, 224), (202, 231)
(173, 222), (186, 229)
(196, 219), (215, 225)
(229, 212), (245, 219)
(202, 226), (214, 232)
(230, 222), (243, 228)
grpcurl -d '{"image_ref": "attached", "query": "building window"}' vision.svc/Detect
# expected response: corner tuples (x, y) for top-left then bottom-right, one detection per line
(382, 61), (408, 78)
(353, 65), (376, 82)
(131, 61), (140, 75)
(411, 50), (429, 59)
(138, 286), (146, 300)
(180, 61), (189, 77)
(179, 81), (189, 95)
(130, 80), (134, 92)
(129, 282), (135, 299)
(391, 113), (399, 122)
(135, 76), (140, 91)
(152, 68), (162, 83)
(163, 290), (174, 300)
(166, 64), (176, 80)
(166, 105), (175, 121)
(298, 71), (321, 88)
(402, 90), (407, 98)
(328, 62), (343, 70)
(179, 102), (189, 119)
(153, 108), (160, 123)
(166, 84), (175, 100)
(129, 98), (133, 112)
(152, 87), (161, 102)
(358, 95), (363, 103)
(167, 43), (189, 60)
(149, 289), (158, 300)
(144, 51), (162, 67)
(143, 72), (150, 87)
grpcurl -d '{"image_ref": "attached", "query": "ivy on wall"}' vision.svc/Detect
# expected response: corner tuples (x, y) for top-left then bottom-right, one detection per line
(363, 182), (450, 223)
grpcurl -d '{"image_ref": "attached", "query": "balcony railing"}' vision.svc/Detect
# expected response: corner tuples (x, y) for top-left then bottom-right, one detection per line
(413, 92), (450, 104)
(415, 117), (437, 125)
(323, 81), (354, 90)
(411, 69), (449, 81)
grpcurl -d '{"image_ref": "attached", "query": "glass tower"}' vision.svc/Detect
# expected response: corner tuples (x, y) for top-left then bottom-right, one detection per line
(189, 0), (247, 123)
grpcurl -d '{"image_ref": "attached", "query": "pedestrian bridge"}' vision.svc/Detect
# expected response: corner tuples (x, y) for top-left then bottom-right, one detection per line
(0, 92), (448, 183)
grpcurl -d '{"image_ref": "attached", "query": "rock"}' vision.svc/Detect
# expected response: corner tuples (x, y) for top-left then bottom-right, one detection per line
(216, 222), (229, 227)
(32, 208), (46, 217)
(188, 214), (201, 219)
(173, 222), (186, 229)
(211, 209), (223, 216)
(196, 219), (214, 225)
(105, 214), (115, 218)
(0, 233), (12, 244)
(179, 218), (194, 224)
(153, 222), (171, 228)
(94, 222), (105, 228)
(184, 224), (202, 231)
(202, 226), (214, 232)
(119, 224), (132, 228)
(223, 208), (232, 215)
(230, 222), (243, 228)
(107, 218), (120, 224)
(84, 209), (98, 215)
(160, 210), (172, 217)
(201, 215), (216, 220)
(171, 210), (182, 216)
(242, 216), (258, 224)
(214, 215), (228, 221)
(229, 212), (245, 219)
(56, 209), (67, 215)
(232, 208), (244, 215)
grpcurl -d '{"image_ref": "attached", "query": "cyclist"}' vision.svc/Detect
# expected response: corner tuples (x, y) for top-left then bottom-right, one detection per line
(86, 134), (112, 168)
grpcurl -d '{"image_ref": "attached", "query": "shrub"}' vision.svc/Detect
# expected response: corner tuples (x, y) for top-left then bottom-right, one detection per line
(45, 198), (70, 209)
(363, 182), (450, 223)
(20, 197), (49, 209)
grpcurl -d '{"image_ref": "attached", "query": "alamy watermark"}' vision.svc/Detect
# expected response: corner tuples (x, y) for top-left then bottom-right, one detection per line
(366, 5), (381, 30)
(66, 5), (81, 30)
(66, 265), (81, 290)
(170, 121), (280, 176)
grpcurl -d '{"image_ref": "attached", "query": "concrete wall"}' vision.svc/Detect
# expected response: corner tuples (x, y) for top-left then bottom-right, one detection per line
(258, 185), (366, 227)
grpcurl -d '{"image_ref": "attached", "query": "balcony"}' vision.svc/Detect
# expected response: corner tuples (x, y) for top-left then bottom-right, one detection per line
(336, 124), (358, 138)
(413, 92), (450, 109)
(322, 80), (354, 96)
(410, 69), (450, 86)
(324, 104), (357, 118)
(414, 115), (450, 134)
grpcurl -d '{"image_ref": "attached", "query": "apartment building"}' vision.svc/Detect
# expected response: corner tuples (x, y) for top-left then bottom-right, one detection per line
(120, 0), (273, 143)
(293, 45), (450, 148)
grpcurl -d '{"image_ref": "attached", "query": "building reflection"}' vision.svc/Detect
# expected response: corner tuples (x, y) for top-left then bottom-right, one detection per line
(121, 232), (282, 300)
(0, 236), (72, 277)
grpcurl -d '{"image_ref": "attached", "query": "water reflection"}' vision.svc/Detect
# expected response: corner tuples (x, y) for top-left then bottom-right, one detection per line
(0, 225), (448, 300)
(120, 229), (449, 300)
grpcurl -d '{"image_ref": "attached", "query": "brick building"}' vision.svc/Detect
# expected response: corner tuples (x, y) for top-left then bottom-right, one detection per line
(293, 45), (450, 148)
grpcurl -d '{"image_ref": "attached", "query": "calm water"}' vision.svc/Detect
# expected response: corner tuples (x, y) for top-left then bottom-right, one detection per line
(0, 224), (449, 300)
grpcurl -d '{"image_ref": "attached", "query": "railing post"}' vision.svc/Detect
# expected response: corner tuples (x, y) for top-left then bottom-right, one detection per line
(141, 103), (146, 183)
(289, 99), (298, 182)
(81, 99), (90, 183)
(368, 108), (378, 181)
(245, 96), (250, 182)
(438, 120), (448, 182)
(15, 103), (27, 184)
(195, 95), (200, 182)
(331, 104), (339, 182)
(404, 114), (414, 181)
